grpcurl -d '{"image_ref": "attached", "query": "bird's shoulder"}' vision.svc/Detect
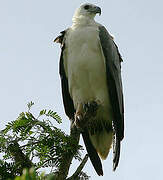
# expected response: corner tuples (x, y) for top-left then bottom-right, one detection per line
(98, 25), (123, 63)
(54, 29), (70, 45)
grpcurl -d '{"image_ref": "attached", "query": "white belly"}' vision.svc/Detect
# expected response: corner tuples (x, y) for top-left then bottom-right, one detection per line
(64, 25), (113, 159)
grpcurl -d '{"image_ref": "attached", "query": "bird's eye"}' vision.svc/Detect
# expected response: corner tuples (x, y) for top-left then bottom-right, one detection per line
(84, 5), (90, 10)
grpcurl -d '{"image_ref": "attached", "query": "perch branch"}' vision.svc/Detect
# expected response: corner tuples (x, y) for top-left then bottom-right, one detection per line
(67, 154), (89, 180)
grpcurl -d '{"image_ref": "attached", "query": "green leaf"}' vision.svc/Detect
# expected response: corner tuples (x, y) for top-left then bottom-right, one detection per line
(39, 109), (46, 116)
(46, 110), (62, 124)
(27, 101), (34, 111)
(28, 131), (33, 135)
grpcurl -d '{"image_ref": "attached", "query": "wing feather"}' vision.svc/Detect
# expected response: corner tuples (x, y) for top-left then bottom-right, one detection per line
(54, 30), (75, 119)
(98, 25), (124, 170)
(82, 129), (103, 176)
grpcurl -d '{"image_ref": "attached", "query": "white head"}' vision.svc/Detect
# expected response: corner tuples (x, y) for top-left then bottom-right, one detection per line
(72, 3), (101, 24)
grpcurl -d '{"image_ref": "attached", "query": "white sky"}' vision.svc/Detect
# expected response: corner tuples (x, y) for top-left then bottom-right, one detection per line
(0, 0), (163, 179)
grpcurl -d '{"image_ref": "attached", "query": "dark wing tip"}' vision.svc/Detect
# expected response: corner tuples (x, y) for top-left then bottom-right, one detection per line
(82, 130), (103, 176)
(113, 135), (121, 171)
(99, 170), (104, 176)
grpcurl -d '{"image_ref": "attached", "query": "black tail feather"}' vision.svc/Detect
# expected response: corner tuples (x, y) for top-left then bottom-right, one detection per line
(82, 129), (103, 176)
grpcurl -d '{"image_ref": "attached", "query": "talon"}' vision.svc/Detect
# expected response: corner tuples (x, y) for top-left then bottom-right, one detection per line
(75, 113), (83, 128)
(74, 101), (99, 129)
(74, 103), (85, 128)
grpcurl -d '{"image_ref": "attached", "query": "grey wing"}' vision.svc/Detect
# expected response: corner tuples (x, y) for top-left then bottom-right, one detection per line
(98, 26), (124, 171)
(54, 30), (75, 119)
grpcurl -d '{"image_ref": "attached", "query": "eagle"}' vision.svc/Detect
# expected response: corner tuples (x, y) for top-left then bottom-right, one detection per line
(54, 3), (124, 176)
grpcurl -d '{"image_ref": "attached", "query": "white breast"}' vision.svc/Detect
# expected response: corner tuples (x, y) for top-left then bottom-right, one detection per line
(64, 24), (113, 120)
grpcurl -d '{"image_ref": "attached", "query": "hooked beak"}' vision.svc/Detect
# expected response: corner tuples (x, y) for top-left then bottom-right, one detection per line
(89, 6), (101, 16)
(94, 6), (101, 16)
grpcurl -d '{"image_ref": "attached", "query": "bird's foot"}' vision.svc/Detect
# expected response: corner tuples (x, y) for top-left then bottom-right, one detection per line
(83, 101), (98, 118)
(74, 101), (98, 129)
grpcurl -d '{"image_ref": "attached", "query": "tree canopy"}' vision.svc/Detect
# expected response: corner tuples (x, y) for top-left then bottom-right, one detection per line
(0, 102), (89, 180)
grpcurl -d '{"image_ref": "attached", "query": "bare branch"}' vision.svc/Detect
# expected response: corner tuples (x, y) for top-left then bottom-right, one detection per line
(53, 124), (80, 180)
(67, 154), (89, 180)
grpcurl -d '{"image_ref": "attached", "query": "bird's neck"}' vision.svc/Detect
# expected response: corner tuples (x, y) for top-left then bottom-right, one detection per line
(72, 15), (96, 27)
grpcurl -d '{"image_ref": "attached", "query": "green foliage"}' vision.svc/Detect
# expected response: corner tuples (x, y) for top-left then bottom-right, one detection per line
(0, 102), (88, 179)
(13, 168), (55, 180)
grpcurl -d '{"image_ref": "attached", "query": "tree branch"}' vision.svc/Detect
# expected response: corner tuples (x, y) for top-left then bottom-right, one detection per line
(53, 124), (80, 180)
(67, 154), (89, 180)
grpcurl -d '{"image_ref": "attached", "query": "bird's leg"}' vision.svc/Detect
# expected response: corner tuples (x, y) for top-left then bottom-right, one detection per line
(74, 103), (84, 129)
(74, 101), (98, 129)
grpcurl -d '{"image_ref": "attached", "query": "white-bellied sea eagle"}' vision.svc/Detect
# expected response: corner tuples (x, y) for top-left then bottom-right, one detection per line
(54, 3), (124, 176)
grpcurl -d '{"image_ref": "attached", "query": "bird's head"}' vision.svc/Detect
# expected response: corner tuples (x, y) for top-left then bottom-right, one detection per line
(72, 3), (101, 24)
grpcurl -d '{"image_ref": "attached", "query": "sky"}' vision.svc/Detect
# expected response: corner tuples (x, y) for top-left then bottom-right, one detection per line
(0, 0), (163, 179)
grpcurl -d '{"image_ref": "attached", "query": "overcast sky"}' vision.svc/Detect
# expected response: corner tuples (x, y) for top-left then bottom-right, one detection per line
(0, 0), (163, 179)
